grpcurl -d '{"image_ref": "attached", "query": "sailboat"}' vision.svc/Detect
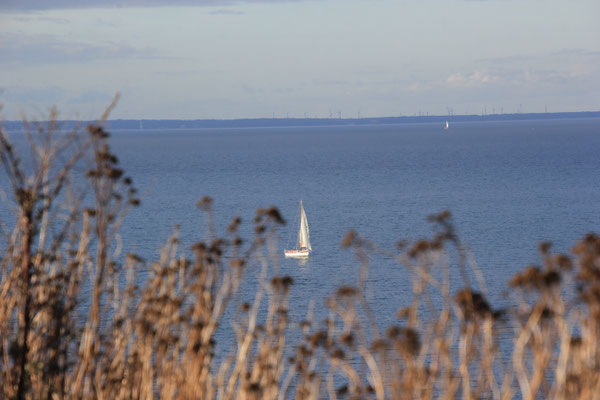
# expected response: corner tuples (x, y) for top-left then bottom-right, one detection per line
(444, 121), (449, 130)
(284, 200), (312, 258)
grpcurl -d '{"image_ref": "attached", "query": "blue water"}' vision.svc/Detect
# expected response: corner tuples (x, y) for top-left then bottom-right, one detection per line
(100, 118), (600, 326)
(1, 118), (599, 330)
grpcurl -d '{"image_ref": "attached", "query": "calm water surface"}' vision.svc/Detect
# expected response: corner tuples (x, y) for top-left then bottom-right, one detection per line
(104, 118), (600, 327)
(2, 119), (599, 331)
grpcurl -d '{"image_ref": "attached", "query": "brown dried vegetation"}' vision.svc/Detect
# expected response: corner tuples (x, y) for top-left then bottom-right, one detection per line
(1, 105), (599, 399)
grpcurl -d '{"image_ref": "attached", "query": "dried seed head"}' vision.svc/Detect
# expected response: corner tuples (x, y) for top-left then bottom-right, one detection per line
(510, 265), (562, 291)
(341, 332), (354, 347)
(541, 307), (554, 320)
(579, 283), (600, 307)
(396, 307), (410, 320)
(455, 288), (492, 320)
(539, 241), (552, 254)
(87, 125), (109, 138)
(209, 240), (223, 256)
(427, 210), (451, 223)
(510, 265), (544, 290)
(228, 217), (242, 232)
(544, 270), (561, 287)
(300, 320), (311, 330)
(341, 230), (357, 248)
(281, 275), (294, 288)
(192, 242), (206, 252)
(389, 327), (421, 356)
(570, 336), (582, 347)
(403, 328), (420, 354)
(270, 276), (282, 289)
(310, 331), (328, 348)
(386, 326), (402, 339)
(336, 385), (348, 397)
(330, 348), (345, 359)
(104, 168), (123, 180)
(246, 382), (261, 393)
(335, 285), (358, 298)
(231, 258), (245, 268)
(277, 307), (288, 316)
(553, 254), (573, 271)
(298, 345), (312, 357)
(370, 339), (388, 352)
(408, 240), (432, 258)
(259, 206), (285, 225)
(196, 196), (213, 211)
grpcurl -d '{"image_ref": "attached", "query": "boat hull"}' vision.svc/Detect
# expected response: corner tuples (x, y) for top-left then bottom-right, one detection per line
(284, 249), (310, 258)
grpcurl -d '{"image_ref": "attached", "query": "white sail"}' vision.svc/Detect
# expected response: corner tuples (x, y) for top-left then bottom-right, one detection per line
(284, 200), (311, 257)
(298, 200), (311, 251)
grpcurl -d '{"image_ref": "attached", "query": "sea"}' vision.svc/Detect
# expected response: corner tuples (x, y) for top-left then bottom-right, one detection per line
(106, 118), (600, 324)
(2, 117), (600, 337)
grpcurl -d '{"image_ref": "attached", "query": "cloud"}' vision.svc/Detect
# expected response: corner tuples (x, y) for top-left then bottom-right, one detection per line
(66, 90), (115, 104)
(313, 79), (351, 86)
(1, 86), (66, 103)
(0, 33), (155, 65)
(446, 70), (501, 88)
(0, 0), (307, 11)
(209, 9), (246, 15)
(478, 48), (600, 66)
(444, 48), (600, 91)
(444, 69), (557, 89)
(0, 86), (120, 119)
(11, 15), (72, 23)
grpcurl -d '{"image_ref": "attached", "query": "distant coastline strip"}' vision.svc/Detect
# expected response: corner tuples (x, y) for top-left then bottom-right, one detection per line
(3, 111), (599, 131)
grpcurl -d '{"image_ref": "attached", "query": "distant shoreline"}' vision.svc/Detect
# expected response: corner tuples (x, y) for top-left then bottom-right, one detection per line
(3, 111), (599, 131)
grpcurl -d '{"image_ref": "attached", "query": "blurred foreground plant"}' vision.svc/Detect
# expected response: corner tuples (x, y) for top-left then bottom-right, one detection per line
(0, 104), (599, 399)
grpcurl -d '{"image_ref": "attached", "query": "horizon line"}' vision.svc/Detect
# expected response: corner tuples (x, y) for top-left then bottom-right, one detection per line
(3, 109), (600, 124)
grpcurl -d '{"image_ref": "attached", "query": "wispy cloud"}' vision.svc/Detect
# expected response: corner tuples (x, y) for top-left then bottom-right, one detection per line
(0, 33), (156, 65)
(551, 48), (600, 57)
(11, 15), (72, 23)
(446, 70), (501, 88)
(313, 79), (351, 87)
(0, 86), (118, 118)
(209, 9), (246, 15)
(445, 48), (600, 91)
(441, 66), (596, 93)
(66, 90), (115, 104)
(1, 85), (66, 103)
(477, 48), (600, 65)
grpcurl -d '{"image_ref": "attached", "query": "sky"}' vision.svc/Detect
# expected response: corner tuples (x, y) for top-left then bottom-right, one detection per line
(1, 0), (599, 120)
